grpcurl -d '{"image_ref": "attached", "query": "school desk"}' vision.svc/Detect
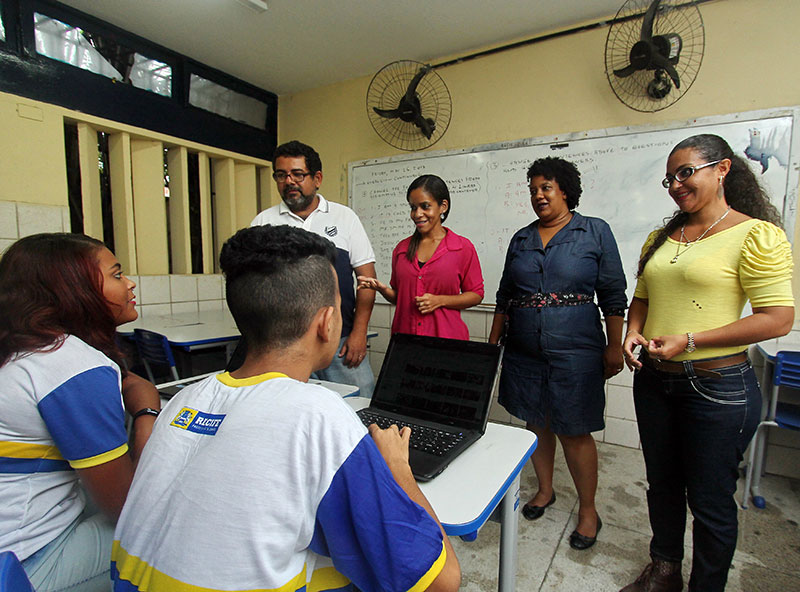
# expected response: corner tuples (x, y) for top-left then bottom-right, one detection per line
(345, 396), (537, 592)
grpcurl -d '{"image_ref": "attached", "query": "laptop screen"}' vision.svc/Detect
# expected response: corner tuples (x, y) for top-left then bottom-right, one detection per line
(371, 334), (502, 431)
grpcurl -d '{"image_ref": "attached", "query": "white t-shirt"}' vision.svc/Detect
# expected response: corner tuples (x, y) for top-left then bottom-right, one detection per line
(0, 335), (127, 560)
(112, 372), (446, 592)
(251, 195), (375, 336)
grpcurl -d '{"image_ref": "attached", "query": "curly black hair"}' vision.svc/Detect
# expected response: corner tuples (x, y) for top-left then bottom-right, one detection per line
(220, 225), (337, 351)
(637, 134), (782, 276)
(527, 157), (582, 210)
(273, 140), (322, 175)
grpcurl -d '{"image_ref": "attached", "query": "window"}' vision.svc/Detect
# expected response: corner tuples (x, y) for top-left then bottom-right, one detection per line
(33, 12), (172, 97)
(189, 74), (267, 129)
(0, 1), (6, 42)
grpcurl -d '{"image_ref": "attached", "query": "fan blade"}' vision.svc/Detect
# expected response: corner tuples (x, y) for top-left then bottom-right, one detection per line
(640, 0), (662, 41)
(651, 54), (681, 88)
(404, 65), (432, 103)
(413, 115), (435, 139)
(613, 64), (638, 78)
(373, 107), (401, 119)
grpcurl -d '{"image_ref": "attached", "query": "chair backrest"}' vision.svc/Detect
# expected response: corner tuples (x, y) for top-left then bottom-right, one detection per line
(0, 551), (35, 592)
(133, 328), (179, 383)
(773, 351), (800, 389)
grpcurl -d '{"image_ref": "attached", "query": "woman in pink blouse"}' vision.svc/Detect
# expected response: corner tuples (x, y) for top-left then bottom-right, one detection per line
(358, 174), (484, 340)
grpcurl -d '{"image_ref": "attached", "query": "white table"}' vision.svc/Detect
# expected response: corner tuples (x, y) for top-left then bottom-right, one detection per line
(118, 310), (240, 351)
(119, 310), (378, 352)
(345, 397), (537, 592)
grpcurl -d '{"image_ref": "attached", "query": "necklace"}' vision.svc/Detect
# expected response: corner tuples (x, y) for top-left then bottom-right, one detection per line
(670, 206), (732, 264)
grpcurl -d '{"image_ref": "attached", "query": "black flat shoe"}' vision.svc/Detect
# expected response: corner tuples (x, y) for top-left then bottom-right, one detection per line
(569, 515), (602, 550)
(521, 492), (556, 521)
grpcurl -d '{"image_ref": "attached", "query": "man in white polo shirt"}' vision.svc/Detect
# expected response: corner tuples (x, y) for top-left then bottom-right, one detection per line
(251, 140), (377, 396)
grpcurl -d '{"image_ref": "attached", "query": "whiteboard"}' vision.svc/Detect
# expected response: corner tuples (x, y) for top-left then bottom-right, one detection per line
(349, 108), (799, 306)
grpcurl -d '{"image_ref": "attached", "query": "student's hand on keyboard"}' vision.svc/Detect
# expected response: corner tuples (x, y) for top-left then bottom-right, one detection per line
(368, 423), (414, 483)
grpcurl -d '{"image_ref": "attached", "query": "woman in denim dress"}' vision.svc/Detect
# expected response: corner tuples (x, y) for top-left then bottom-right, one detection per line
(488, 157), (627, 550)
(621, 134), (794, 592)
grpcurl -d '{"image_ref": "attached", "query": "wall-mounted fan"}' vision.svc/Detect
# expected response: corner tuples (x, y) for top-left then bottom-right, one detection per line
(605, 0), (704, 112)
(366, 60), (452, 151)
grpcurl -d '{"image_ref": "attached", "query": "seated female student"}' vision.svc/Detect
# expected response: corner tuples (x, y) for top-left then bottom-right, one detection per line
(358, 174), (484, 339)
(0, 233), (161, 592)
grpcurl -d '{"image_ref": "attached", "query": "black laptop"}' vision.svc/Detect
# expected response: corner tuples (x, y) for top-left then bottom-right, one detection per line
(358, 333), (503, 481)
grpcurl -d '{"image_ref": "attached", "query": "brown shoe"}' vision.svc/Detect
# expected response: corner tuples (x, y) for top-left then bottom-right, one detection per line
(619, 560), (683, 592)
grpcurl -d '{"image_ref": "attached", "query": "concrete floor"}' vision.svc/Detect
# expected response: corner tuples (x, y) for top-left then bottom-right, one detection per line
(450, 441), (800, 591)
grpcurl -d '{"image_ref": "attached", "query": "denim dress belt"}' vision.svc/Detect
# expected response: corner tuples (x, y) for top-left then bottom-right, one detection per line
(642, 351), (748, 379)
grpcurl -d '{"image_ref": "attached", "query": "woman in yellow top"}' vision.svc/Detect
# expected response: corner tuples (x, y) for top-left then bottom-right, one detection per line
(621, 134), (794, 592)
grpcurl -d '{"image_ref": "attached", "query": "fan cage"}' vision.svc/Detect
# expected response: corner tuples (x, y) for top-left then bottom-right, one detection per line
(367, 60), (452, 151)
(605, 0), (704, 113)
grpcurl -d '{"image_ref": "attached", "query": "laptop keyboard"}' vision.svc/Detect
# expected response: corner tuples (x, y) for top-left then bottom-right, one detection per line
(358, 410), (465, 457)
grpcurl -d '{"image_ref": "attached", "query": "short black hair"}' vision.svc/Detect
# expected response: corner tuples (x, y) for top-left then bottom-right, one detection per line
(219, 225), (337, 352)
(272, 140), (322, 175)
(526, 157), (582, 210)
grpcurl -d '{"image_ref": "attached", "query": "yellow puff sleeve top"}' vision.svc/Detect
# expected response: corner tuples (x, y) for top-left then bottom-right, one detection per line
(634, 219), (794, 360)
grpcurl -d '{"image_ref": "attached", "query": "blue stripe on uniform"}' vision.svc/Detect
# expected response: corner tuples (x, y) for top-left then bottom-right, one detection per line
(0, 457), (71, 473)
(37, 366), (127, 463)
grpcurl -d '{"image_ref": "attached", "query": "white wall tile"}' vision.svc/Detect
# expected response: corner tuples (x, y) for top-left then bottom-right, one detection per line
(369, 351), (385, 376)
(139, 303), (171, 317)
(768, 425), (800, 448)
(0, 201), (18, 239)
(463, 309), (487, 339)
(369, 329), (391, 354)
(369, 303), (392, 329)
(170, 275), (198, 302)
(138, 275), (171, 304)
(609, 367), (634, 387)
(172, 301), (198, 314)
(488, 398), (511, 424)
(16, 203), (64, 236)
(198, 299), (224, 312)
(198, 274), (223, 300)
(765, 444), (800, 480)
(0, 238), (14, 256)
(604, 417), (640, 449)
(607, 384), (636, 420)
(61, 206), (71, 232)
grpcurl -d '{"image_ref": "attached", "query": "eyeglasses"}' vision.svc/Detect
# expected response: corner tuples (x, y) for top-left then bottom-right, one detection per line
(272, 170), (313, 183)
(661, 160), (721, 188)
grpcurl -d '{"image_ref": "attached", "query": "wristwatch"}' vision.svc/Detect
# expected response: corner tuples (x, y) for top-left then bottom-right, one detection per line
(684, 332), (696, 353)
(132, 407), (160, 421)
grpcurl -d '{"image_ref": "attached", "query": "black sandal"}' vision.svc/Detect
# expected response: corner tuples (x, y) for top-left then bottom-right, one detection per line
(521, 492), (556, 521)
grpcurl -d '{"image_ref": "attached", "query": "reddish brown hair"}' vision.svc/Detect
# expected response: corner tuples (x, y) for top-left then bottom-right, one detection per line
(0, 233), (125, 368)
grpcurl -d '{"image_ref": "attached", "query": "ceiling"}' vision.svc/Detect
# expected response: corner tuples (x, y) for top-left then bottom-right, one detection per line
(58, 0), (626, 95)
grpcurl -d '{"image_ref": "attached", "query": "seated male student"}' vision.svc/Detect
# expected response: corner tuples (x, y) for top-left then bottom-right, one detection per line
(111, 225), (460, 592)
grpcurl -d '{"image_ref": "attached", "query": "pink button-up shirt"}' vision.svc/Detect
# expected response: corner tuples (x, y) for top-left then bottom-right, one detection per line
(390, 229), (484, 340)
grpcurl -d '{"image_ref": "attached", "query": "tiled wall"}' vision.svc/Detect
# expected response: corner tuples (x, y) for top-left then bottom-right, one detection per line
(367, 302), (800, 479)
(130, 274), (227, 319)
(0, 200), (71, 253)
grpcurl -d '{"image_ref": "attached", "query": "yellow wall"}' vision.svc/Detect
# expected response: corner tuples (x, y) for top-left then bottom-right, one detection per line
(0, 93), (68, 206)
(277, 0), (800, 297)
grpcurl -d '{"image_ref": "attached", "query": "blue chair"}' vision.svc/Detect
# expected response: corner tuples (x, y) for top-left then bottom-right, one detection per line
(0, 551), (34, 592)
(133, 328), (180, 383)
(743, 350), (800, 509)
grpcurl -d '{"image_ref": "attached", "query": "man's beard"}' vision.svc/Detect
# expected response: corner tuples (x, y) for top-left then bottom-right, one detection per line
(282, 187), (315, 212)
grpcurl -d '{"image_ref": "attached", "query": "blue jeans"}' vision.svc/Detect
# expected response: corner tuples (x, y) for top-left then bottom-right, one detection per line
(633, 356), (760, 592)
(312, 335), (375, 398)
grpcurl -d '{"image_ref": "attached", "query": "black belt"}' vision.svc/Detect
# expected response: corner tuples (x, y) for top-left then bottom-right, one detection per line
(641, 352), (748, 379)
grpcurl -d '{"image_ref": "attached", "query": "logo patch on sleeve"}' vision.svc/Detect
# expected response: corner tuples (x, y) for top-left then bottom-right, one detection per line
(170, 407), (225, 435)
